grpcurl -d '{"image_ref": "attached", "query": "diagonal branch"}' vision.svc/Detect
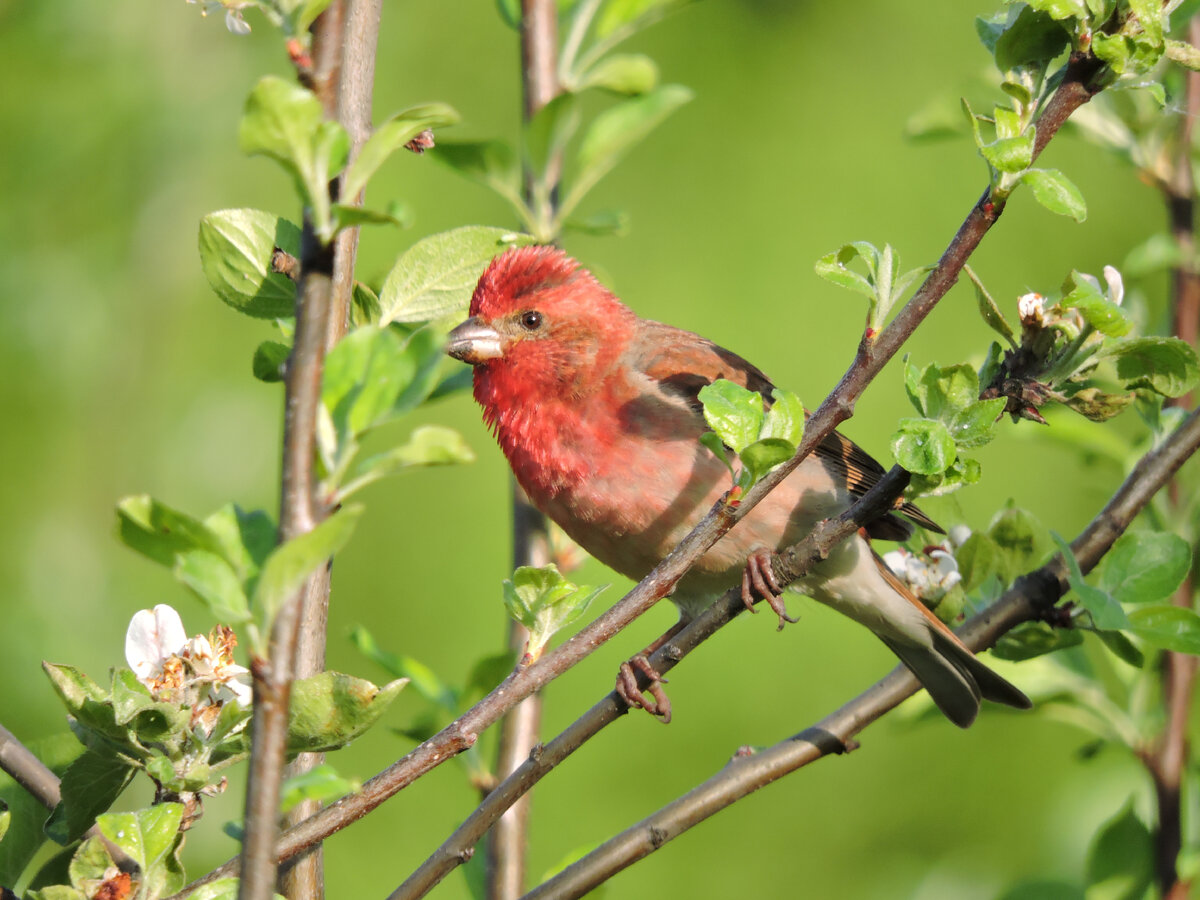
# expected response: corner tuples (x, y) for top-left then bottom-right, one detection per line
(523, 406), (1200, 900)
(389, 467), (912, 900)
(170, 48), (1109, 899)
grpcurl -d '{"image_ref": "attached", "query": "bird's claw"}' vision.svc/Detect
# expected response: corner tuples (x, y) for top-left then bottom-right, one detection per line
(741, 548), (799, 632)
(616, 654), (672, 724)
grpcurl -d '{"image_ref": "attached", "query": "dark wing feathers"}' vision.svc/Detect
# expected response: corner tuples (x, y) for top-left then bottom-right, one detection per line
(637, 321), (942, 537)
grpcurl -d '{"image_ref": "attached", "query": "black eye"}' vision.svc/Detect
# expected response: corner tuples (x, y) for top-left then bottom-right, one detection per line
(519, 310), (543, 331)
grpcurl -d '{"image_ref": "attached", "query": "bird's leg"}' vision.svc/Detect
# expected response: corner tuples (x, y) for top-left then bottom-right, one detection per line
(741, 547), (800, 632)
(615, 618), (688, 724)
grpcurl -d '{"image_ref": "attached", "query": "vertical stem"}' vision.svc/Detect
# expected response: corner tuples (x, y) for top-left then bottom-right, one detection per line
(486, 3), (559, 898)
(280, 3), (381, 898)
(1151, 18), (1200, 900)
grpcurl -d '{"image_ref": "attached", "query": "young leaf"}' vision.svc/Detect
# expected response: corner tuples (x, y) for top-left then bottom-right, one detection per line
(116, 495), (226, 568)
(1021, 168), (1087, 222)
(1104, 336), (1200, 397)
(993, 5), (1071, 71)
(1099, 531), (1191, 605)
(45, 749), (136, 846)
(697, 380), (764, 454)
(253, 506), (363, 628)
(1051, 532), (1128, 630)
(988, 503), (1049, 579)
(981, 133), (1034, 173)
(342, 103), (461, 199)
(739, 438), (796, 486)
(174, 550), (252, 623)
(814, 243), (876, 298)
(341, 426), (475, 499)
(96, 803), (184, 877)
(378, 227), (536, 324)
(579, 54), (659, 94)
(955, 532), (1000, 592)
(253, 340), (290, 382)
(561, 85), (692, 219)
(287, 671), (408, 753)
(948, 398), (1005, 449)
(991, 621), (1084, 660)
(198, 209), (301, 318)
(1085, 802), (1153, 900)
(503, 566), (606, 661)
(762, 389), (805, 446)
(1062, 270), (1131, 336)
(1127, 606), (1200, 655)
(279, 764), (360, 814)
(891, 418), (957, 475)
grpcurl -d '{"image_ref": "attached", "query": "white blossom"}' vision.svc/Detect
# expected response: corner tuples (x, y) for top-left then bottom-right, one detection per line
(882, 544), (962, 602)
(1103, 265), (1124, 307)
(126, 604), (188, 685)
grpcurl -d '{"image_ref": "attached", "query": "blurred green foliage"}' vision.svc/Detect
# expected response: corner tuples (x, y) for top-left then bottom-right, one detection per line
(0, 0), (1185, 897)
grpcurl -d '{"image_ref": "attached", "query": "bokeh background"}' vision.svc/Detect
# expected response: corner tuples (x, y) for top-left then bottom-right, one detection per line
(0, 0), (1176, 897)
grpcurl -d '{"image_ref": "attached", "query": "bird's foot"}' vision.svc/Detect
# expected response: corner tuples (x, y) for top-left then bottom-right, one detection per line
(616, 654), (672, 724)
(741, 548), (799, 632)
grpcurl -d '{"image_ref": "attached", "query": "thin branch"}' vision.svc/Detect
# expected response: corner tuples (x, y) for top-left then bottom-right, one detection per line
(524, 407), (1200, 900)
(488, 4), (560, 897)
(1149, 18), (1200, 899)
(389, 468), (912, 900)
(0, 722), (60, 810)
(279, 2), (381, 897)
(170, 48), (1109, 900)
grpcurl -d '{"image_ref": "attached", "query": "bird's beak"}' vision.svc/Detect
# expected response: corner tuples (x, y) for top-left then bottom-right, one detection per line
(446, 316), (503, 364)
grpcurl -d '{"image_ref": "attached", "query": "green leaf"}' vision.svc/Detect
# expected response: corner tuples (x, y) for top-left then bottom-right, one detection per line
(342, 426), (475, 498)
(562, 85), (692, 218)
(1127, 0), (1163, 47)
(1095, 629), (1145, 668)
(65, 835), (113, 894)
(956, 532), (1001, 592)
(189, 879), (244, 900)
(45, 749), (136, 845)
(378, 227), (536, 325)
(1022, 168), (1087, 222)
(253, 506), (363, 628)
(595, 0), (688, 36)
(464, 650), (518, 699)
(1099, 531), (1191, 605)
(948, 398), (1005, 449)
(203, 505), (277, 584)
(1127, 605), (1200, 655)
(739, 438), (796, 485)
(579, 54), (659, 94)
(699, 432), (734, 477)
(525, 94), (581, 177)
(981, 133), (1035, 173)
(697, 380), (764, 454)
(322, 326), (411, 443)
(433, 141), (521, 199)
(1104, 336), (1200, 397)
(814, 243), (876, 299)
(762, 389), (805, 445)
(1062, 387), (1135, 422)
(968, 269), (1018, 347)
(1166, 38), (1200, 70)
(503, 566), (607, 660)
(1085, 801), (1153, 900)
(287, 672), (408, 753)
(96, 803), (183, 874)
(198, 209), (301, 319)
(116, 495), (226, 568)
(1123, 232), (1184, 278)
(110, 669), (188, 741)
(253, 340), (290, 382)
(991, 621), (1084, 660)
(343, 103), (461, 199)
(1024, 0), (1087, 20)
(994, 5), (1071, 71)
(1062, 270), (1131, 336)
(280, 764), (359, 814)
(988, 503), (1049, 580)
(891, 418), (957, 475)
(905, 361), (979, 421)
(349, 624), (459, 712)
(1051, 532), (1128, 629)
(174, 550), (251, 623)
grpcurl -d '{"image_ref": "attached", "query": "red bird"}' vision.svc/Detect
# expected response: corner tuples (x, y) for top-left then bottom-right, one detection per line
(447, 245), (1029, 727)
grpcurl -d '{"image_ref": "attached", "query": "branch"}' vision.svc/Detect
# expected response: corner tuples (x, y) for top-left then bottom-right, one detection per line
(0, 722), (60, 810)
(279, 2), (381, 898)
(524, 407), (1200, 900)
(389, 468), (912, 900)
(487, 3), (560, 898)
(170, 47), (1108, 899)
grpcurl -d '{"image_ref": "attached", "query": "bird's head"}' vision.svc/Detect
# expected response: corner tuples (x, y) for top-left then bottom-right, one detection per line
(447, 245), (637, 406)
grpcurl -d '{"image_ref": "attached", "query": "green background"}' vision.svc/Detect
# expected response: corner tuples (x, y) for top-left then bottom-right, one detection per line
(0, 0), (1170, 897)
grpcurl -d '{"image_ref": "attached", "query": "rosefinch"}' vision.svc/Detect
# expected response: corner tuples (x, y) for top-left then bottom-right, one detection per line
(448, 246), (1029, 727)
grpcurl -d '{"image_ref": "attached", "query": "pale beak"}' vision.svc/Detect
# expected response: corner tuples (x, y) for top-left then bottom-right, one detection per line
(446, 316), (503, 364)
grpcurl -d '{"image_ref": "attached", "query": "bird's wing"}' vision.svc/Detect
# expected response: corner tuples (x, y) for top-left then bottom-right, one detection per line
(632, 320), (942, 536)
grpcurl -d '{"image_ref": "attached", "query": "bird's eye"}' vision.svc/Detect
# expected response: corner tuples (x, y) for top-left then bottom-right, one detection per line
(519, 310), (544, 331)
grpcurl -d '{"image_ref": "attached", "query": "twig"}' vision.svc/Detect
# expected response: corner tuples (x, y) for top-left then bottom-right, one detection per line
(279, 2), (381, 897)
(487, 3), (561, 898)
(524, 407), (1200, 900)
(169, 47), (1109, 900)
(1148, 19), (1200, 899)
(389, 468), (912, 900)
(0, 722), (61, 810)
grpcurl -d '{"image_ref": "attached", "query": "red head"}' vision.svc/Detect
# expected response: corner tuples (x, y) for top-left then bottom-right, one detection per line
(447, 246), (638, 413)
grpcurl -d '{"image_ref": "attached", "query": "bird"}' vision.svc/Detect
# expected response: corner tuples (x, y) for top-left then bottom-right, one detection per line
(446, 244), (1030, 727)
